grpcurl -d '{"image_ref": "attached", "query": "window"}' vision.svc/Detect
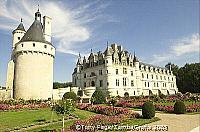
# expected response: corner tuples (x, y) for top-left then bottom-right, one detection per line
(152, 75), (153, 79)
(106, 70), (108, 74)
(148, 82), (149, 87)
(131, 71), (133, 76)
(160, 76), (162, 80)
(134, 91), (135, 95)
(107, 82), (109, 86)
(164, 76), (166, 80)
(116, 69), (118, 75)
(84, 73), (86, 78)
(99, 80), (103, 87)
(157, 83), (159, 87)
(172, 77), (173, 81)
(44, 45), (47, 48)
(116, 79), (119, 86)
(99, 70), (102, 75)
(123, 78), (127, 86)
(142, 73), (144, 78)
(154, 82), (156, 87)
(156, 75), (158, 79)
(131, 80), (134, 86)
(145, 82), (146, 87)
(147, 74), (148, 79)
(18, 37), (20, 40)
(84, 82), (86, 87)
(91, 81), (95, 87)
(21, 44), (23, 47)
(123, 68), (127, 74)
(33, 43), (35, 47)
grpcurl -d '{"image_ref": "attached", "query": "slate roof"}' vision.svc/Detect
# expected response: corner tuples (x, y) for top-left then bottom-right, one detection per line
(13, 23), (26, 33)
(20, 20), (51, 44)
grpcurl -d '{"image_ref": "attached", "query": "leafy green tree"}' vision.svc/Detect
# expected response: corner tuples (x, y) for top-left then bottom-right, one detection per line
(91, 89), (106, 104)
(53, 100), (75, 130)
(166, 63), (200, 93)
(53, 82), (75, 89)
(63, 92), (77, 101)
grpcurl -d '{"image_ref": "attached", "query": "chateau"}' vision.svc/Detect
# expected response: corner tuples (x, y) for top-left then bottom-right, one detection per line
(5, 8), (55, 100)
(72, 44), (178, 97)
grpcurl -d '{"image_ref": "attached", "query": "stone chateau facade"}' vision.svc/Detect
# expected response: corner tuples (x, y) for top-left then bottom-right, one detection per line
(72, 44), (178, 97)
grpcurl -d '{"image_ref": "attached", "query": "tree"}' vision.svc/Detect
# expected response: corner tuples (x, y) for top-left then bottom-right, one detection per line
(165, 63), (200, 93)
(63, 92), (77, 101)
(110, 96), (117, 112)
(53, 100), (75, 131)
(91, 89), (106, 104)
(53, 82), (75, 89)
(142, 102), (155, 119)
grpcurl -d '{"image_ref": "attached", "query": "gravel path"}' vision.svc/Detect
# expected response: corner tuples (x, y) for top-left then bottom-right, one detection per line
(134, 111), (200, 132)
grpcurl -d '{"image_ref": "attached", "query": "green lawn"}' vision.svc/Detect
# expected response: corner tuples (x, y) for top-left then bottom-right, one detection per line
(0, 108), (61, 131)
(0, 107), (160, 131)
(29, 108), (97, 131)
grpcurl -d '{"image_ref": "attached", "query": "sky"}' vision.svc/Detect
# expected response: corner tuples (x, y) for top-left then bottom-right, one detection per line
(0, 0), (199, 86)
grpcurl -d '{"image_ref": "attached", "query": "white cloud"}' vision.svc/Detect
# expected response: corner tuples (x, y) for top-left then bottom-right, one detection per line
(0, 0), (110, 56)
(149, 33), (199, 65)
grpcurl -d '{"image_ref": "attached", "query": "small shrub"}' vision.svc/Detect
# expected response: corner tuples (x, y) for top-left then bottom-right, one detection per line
(91, 89), (106, 104)
(174, 101), (186, 114)
(63, 92), (77, 101)
(142, 102), (155, 119)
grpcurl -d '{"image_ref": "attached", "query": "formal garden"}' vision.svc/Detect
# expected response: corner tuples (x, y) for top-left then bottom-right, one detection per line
(0, 91), (199, 131)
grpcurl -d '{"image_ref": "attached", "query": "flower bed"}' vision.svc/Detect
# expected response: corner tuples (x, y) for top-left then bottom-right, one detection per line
(71, 104), (140, 131)
(0, 102), (49, 111)
(77, 104), (138, 116)
(116, 101), (200, 113)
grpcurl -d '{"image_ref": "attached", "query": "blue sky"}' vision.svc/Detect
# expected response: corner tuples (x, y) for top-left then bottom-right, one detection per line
(0, 0), (199, 86)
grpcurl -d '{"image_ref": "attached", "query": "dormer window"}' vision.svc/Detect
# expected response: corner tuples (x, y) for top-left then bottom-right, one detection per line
(33, 43), (35, 47)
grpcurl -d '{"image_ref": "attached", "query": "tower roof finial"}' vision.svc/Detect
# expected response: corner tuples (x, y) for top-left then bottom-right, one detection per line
(37, 4), (40, 12)
(107, 41), (109, 48)
(91, 48), (93, 53)
(20, 18), (23, 23)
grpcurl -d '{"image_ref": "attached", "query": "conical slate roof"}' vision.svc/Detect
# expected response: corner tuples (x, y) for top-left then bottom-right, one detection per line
(20, 20), (50, 44)
(12, 22), (26, 33)
(16, 23), (26, 31)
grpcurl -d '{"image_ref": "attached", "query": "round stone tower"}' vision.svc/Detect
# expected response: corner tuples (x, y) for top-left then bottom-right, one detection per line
(13, 9), (55, 100)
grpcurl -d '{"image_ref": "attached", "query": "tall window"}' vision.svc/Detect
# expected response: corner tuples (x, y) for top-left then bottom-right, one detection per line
(145, 82), (146, 87)
(131, 71), (133, 76)
(142, 73), (144, 78)
(160, 76), (162, 80)
(99, 80), (103, 87)
(147, 74), (148, 79)
(84, 73), (86, 78)
(116, 69), (118, 75)
(99, 70), (102, 75)
(33, 43), (35, 47)
(131, 80), (134, 86)
(106, 70), (108, 74)
(123, 78), (127, 86)
(116, 79), (119, 86)
(123, 68), (127, 74)
(156, 75), (158, 79)
(84, 82), (86, 87)
(148, 82), (150, 87)
(152, 75), (153, 79)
